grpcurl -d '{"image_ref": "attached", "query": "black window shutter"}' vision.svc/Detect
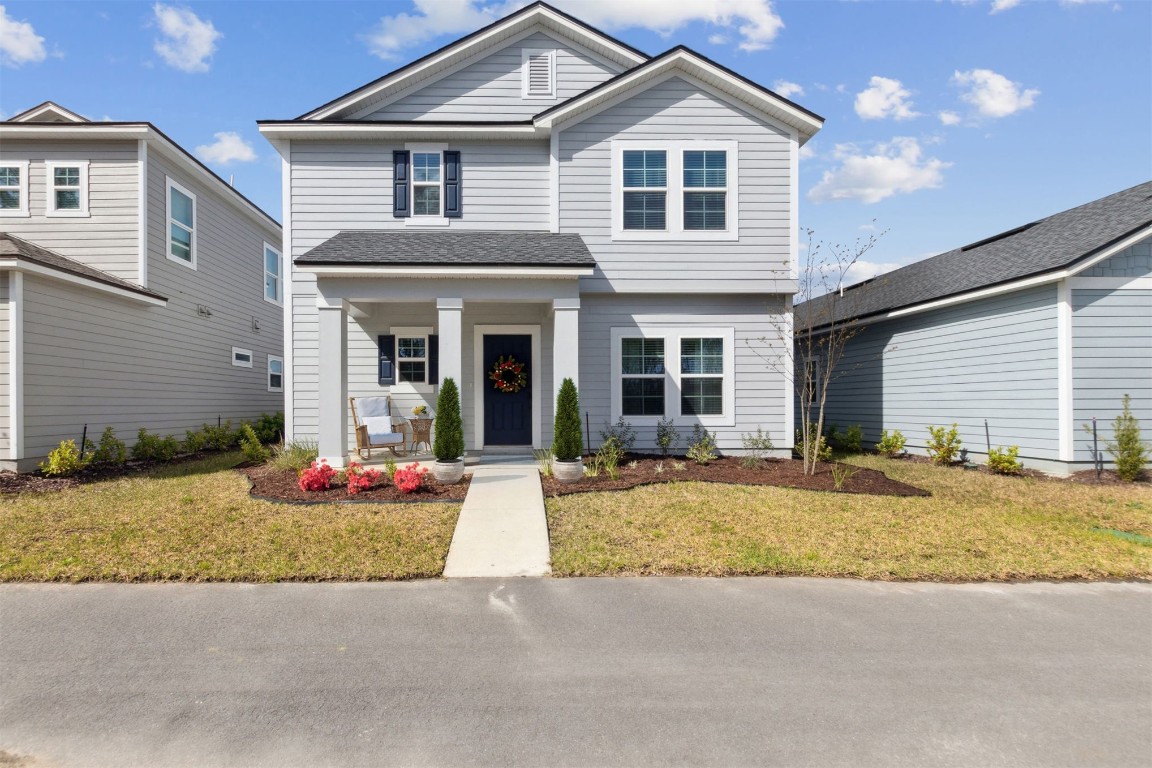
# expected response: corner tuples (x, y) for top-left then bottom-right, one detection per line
(393, 151), (410, 218)
(428, 335), (439, 385)
(378, 334), (396, 385)
(443, 151), (461, 218)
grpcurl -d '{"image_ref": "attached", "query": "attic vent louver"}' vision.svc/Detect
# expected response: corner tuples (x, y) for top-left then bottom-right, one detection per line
(523, 49), (555, 98)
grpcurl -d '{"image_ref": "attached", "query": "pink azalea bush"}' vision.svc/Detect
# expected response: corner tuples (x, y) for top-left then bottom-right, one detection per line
(298, 459), (338, 492)
(345, 462), (383, 496)
(393, 463), (429, 494)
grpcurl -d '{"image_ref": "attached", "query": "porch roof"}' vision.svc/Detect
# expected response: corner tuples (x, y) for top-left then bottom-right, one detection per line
(295, 230), (595, 269)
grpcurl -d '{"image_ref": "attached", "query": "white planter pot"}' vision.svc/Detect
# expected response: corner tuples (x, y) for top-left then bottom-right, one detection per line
(553, 459), (584, 483)
(432, 459), (465, 485)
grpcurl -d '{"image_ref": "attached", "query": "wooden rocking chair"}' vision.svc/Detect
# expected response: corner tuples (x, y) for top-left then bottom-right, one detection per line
(349, 396), (410, 460)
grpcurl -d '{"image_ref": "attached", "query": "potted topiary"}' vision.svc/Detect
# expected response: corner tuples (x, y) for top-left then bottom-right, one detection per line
(552, 377), (584, 482)
(431, 377), (465, 484)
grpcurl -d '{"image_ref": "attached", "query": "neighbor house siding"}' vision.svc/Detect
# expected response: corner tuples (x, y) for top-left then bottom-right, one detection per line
(817, 284), (1061, 461)
(363, 31), (623, 121)
(1071, 288), (1152, 462)
(0, 140), (140, 282)
(579, 293), (790, 452)
(558, 76), (794, 293)
(0, 272), (10, 456)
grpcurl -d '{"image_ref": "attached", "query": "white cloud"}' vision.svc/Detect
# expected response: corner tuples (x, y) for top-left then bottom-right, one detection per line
(989, 0), (1022, 12)
(153, 3), (221, 73)
(854, 76), (920, 121)
(938, 110), (962, 126)
(952, 68), (1039, 118)
(845, 260), (902, 284)
(0, 5), (47, 67)
(364, 0), (784, 59)
(798, 143), (816, 160)
(773, 79), (804, 98)
(708, 33), (728, 44)
(808, 137), (951, 204)
(196, 132), (257, 164)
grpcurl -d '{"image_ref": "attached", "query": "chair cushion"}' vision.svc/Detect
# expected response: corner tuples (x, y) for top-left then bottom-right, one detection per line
(362, 415), (403, 445)
(356, 397), (391, 419)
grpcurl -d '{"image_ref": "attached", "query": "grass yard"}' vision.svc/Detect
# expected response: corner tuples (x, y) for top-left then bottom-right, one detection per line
(547, 454), (1152, 580)
(0, 453), (460, 582)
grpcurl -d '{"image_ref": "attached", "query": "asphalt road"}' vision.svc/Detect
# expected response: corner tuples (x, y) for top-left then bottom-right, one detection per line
(1, 578), (1149, 768)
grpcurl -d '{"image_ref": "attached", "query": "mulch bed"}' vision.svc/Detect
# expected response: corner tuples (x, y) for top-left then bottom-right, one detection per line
(242, 464), (470, 504)
(0, 452), (230, 494)
(541, 455), (929, 497)
(1069, 468), (1150, 485)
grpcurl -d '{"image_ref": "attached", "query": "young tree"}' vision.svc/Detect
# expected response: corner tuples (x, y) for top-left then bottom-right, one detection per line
(433, 377), (464, 461)
(553, 378), (583, 461)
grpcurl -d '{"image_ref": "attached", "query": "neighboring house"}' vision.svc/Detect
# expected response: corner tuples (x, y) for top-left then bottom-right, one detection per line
(0, 102), (284, 471)
(797, 182), (1152, 476)
(258, 1), (822, 465)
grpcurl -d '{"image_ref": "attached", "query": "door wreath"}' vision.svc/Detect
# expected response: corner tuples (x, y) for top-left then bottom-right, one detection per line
(489, 355), (528, 393)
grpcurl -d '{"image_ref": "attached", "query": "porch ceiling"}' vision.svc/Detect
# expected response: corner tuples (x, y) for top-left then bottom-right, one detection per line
(295, 230), (595, 268)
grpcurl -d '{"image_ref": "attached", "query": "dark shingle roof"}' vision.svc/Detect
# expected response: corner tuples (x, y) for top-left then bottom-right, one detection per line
(295, 230), (596, 268)
(0, 233), (166, 301)
(799, 181), (1152, 330)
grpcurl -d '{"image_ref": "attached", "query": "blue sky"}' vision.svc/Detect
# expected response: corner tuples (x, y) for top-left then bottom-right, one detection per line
(2, 0), (1149, 282)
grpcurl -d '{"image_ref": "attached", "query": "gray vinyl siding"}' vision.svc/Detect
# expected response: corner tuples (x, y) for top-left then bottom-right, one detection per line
(1078, 239), (1152, 277)
(364, 31), (622, 121)
(558, 76), (794, 293)
(0, 140), (140, 282)
(1071, 288), (1152, 462)
(0, 272), (9, 455)
(579, 293), (790, 452)
(816, 285), (1060, 461)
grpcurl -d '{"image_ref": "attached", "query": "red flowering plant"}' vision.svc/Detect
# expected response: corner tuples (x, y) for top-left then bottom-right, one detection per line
(344, 462), (382, 496)
(393, 462), (429, 493)
(488, 355), (527, 394)
(298, 459), (338, 492)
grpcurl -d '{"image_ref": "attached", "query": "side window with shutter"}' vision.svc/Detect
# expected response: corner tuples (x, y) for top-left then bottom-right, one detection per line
(443, 152), (461, 218)
(393, 151), (409, 218)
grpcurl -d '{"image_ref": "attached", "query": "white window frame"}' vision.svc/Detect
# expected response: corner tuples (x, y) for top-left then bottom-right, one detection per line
(263, 242), (283, 305)
(232, 347), (253, 368)
(267, 355), (284, 392)
(0, 160), (30, 217)
(682, 150), (728, 233)
(620, 149), (668, 234)
(390, 325), (435, 394)
(610, 326), (736, 427)
(522, 48), (556, 99)
(405, 144), (449, 226)
(166, 176), (197, 269)
(611, 140), (739, 242)
(45, 160), (90, 217)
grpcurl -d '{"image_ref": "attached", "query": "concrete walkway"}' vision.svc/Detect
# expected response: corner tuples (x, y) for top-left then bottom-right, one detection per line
(443, 455), (550, 577)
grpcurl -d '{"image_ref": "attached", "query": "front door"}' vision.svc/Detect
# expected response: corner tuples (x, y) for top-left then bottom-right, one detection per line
(483, 334), (532, 446)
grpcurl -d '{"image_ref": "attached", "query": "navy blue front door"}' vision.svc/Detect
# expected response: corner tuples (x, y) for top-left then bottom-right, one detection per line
(483, 334), (532, 445)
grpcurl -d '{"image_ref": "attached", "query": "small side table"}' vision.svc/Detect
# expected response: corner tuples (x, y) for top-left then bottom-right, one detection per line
(408, 417), (434, 454)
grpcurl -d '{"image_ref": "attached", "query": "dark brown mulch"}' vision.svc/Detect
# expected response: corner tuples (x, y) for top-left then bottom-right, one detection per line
(242, 464), (470, 504)
(1069, 468), (1150, 485)
(0, 452), (230, 494)
(542, 455), (928, 497)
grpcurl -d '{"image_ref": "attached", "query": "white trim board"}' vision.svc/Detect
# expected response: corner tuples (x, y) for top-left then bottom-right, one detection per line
(472, 324), (542, 450)
(0, 259), (167, 306)
(299, 265), (593, 279)
(137, 139), (149, 287)
(1056, 279), (1073, 462)
(1068, 276), (1152, 290)
(8, 271), (22, 461)
(279, 143), (294, 440)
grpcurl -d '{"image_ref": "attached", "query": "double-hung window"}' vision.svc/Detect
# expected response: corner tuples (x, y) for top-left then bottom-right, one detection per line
(0, 162), (29, 216)
(620, 338), (666, 416)
(166, 177), (196, 268)
(397, 336), (428, 384)
(412, 152), (442, 217)
(612, 328), (735, 426)
(263, 243), (282, 304)
(680, 337), (725, 416)
(682, 151), (726, 231)
(268, 356), (284, 392)
(622, 150), (667, 231)
(46, 161), (89, 217)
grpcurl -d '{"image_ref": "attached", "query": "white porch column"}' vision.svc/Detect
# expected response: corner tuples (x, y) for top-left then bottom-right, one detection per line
(316, 295), (348, 468)
(437, 298), (464, 387)
(553, 298), (580, 397)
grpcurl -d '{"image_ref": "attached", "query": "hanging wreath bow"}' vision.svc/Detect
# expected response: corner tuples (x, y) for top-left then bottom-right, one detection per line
(489, 355), (528, 394)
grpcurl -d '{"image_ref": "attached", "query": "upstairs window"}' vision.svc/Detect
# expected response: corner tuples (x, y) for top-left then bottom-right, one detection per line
(522, 49), (555, 98)
(263, 243), (282, 304)
(166, 177), (196, 268)
(0, 163), (29, 217)
(622, 150), (667, 231)
(412, 152), (442, 216)
(46, 161), (89, 217)
(683, 151), (726, 231)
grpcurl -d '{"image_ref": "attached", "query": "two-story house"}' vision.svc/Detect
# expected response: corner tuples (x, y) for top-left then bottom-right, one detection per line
(1, 102), (283, 471)
(258, 2), (822, 466)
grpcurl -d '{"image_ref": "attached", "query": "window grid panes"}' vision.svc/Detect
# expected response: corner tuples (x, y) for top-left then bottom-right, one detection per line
(52, 166), (81, 210)
(412, 152), (442, 216)
(397, 336), (427, 384)
(621, 337), (665, 416)
(622, 150), (667, 230)
(169, 186), (194, 263)
(264, 246), (281, 303)
(680, 337), (724, 416)
(268, 357), (284, 391)
(683, 151), (726, 231)
(0, 167), (21, 210)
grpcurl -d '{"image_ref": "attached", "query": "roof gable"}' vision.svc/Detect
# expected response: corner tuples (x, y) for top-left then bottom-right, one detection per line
(7, 101), (89, 123)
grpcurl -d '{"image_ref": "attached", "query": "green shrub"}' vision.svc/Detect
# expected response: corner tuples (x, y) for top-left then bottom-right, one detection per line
(239, 424), (271, 464)
(796, 425), (832, 463)
(132, 428), (180, 462)
(432, 377), (464, 461)
(876, 429), (907, 457)
(533, 448), (554, 477)
(269, 440), (318, 472)
(383, 455), (398, 483)
(926, 423), (963, 466)
(1107, 394), (1148, 482)
(203, 420), (238, 452)
(184, 428), (209, 454)
(655, 417), (680, 457)
(740, 427), (774, 469)
(987, 445), (1024, 475)
(90, 426), (127, 465)
(552, 378), (582, 461)
(252, 412), (285, 444)
(39, 439), (91, 476)
(594, 436), (624, 480)
(830, 464), (859, 492)
(686, 424), (718, 465)
(600, 417), (636, 453)
(840, 424), (864, 453)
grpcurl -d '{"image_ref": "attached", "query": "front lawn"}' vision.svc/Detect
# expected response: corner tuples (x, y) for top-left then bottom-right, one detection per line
(0, 453), (461, 582)
(547, 454), (1152, 580)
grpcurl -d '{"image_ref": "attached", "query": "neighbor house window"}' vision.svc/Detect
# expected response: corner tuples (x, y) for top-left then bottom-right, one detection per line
(682, 151), (726, 231)
(46, 161), (89, 216)
(268, 356), (284, 392)
(620, 338), (665, 416)
(412, 152), (442, 216)
(621, 150), (666, 231)
(680, 337), (725, 416)
(397, 336), (427, 383)
(232, 347), (253, 368)
(167, 177), (196, 268)
(263, 243), (282, 304)
(0, 162), (29, 216)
